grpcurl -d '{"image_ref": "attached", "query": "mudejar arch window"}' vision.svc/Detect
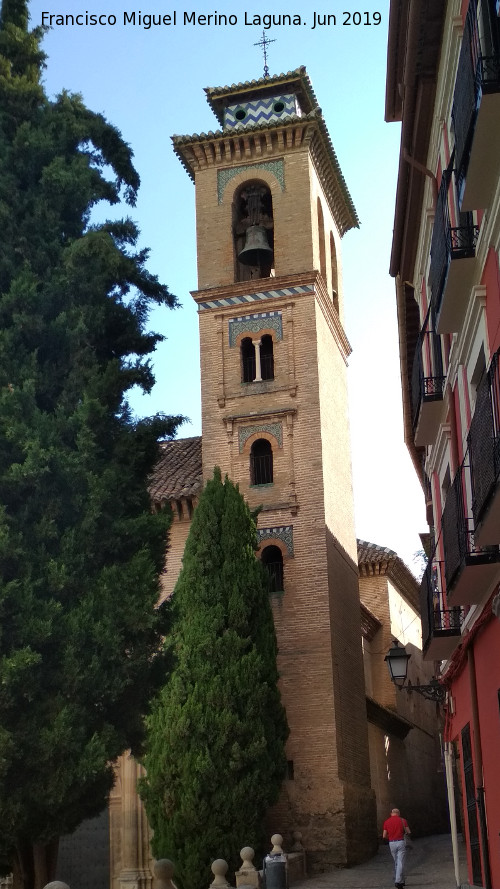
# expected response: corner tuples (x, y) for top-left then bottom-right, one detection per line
(250, 438), (273, 485)
(261, 544), (284, 592)
(241, 334), (274, 383)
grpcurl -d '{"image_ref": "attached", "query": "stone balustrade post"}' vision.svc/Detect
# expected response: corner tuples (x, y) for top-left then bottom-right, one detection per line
(154, 860), (177, 889)
(235, 847), (260, 889)
(210, 859), (232, 889)
(270, 835), (284, 855)
(42, 883), (70, 889)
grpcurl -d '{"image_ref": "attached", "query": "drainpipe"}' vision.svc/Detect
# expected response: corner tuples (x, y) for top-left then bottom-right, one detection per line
(444, 740), (461, 887)
(468, 648), (492, 889)
(446, 382), (460, 478)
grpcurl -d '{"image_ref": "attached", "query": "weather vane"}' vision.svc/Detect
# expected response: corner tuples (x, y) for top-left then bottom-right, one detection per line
(254, 31), (276, 79)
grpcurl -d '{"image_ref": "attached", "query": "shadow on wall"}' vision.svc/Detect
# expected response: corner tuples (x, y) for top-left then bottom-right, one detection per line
(325, 527), (379, 864)
(378, 644), (449, 837)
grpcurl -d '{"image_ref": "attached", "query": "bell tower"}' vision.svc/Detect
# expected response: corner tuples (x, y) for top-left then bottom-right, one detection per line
(173, 67), (376, 867)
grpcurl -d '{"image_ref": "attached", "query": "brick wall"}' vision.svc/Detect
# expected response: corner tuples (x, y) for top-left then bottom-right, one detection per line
(359, 569), (448, 837)
(187, 124), (379, 866)
(160, 510), (192, 602)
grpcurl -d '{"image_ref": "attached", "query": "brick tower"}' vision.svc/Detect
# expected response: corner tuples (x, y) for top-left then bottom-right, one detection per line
(172, 67), (376, 868)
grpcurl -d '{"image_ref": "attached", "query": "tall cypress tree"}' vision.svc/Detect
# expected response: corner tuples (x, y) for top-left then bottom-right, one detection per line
(0, 2), (182, 886)
(140, 469), (289, 889)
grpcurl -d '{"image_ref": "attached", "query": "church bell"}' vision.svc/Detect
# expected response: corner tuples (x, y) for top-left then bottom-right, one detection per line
(237, 224), (273, 267)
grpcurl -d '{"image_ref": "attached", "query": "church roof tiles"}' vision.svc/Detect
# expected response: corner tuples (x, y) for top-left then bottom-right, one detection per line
(149, 436), (202, 502)
(357, 538), (419, 609)
(357, 539), (398, 566)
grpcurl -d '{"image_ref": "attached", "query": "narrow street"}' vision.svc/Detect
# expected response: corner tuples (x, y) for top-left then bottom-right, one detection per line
(292, 834), (468, 889)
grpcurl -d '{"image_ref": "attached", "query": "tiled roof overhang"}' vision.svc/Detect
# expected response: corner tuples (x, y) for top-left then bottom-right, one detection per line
(357, 538), (420, 611)
(149, 436), (202, 503)
(204, 67), (320, 122)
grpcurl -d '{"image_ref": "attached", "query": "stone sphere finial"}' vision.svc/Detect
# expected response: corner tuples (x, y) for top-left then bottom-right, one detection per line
(291, 830), (304, 852)
(211, 859), (230, 889)
(154, 859), (176, 889)
(270, 835), (284, 854)
(239, 847), (256, 870)
(43, 883), (70, 889)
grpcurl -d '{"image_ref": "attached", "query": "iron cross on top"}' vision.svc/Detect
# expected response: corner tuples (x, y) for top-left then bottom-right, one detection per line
(254, 31), (276, 78)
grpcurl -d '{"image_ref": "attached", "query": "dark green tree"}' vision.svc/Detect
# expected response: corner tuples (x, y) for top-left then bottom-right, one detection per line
(0, 1), (183, 886)
(140, 469), (289, 889)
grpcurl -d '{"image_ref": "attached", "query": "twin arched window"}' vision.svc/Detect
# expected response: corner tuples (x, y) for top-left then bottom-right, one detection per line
(241, 335), (274, 383)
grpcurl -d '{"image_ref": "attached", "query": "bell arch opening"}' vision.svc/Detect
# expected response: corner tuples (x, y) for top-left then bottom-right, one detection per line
(233, 180), (274, 282)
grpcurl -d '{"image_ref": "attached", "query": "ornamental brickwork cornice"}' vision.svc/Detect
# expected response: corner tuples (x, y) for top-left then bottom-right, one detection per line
(191, 271), (352, 364)
(172, 114), (357, 236)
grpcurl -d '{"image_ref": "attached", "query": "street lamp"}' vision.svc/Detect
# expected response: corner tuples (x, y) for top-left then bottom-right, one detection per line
(385, 639), (446, 703)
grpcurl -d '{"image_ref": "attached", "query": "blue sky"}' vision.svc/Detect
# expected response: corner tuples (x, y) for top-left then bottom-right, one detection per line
(28, 0), (427, 571)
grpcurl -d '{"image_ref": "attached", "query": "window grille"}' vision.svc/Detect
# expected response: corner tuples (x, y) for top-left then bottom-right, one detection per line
(250, 439), (273, 485)
(261, 545), (284, 592)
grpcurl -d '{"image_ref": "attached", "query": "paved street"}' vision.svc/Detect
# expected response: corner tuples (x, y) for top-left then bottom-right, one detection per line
(292, 834), (468, 889)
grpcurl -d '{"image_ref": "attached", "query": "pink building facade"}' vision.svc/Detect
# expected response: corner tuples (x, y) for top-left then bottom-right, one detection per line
(386, 1), (500, 887)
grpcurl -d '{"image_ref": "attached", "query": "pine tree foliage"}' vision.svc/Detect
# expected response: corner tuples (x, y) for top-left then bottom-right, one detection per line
(140, 470), (289, 889)
(0, 0), (183, 882)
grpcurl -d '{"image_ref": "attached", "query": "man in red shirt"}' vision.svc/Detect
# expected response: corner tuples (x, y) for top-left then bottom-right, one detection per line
(382, 807), (411, 889)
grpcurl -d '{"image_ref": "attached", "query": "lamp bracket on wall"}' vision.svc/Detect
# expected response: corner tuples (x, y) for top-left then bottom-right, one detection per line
(385, 639), (446, 704)
(404, 678), (446, 703)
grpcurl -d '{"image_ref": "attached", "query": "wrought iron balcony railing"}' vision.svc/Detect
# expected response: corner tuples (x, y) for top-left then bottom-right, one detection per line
(452, 0), (500, 198)
(468, 347), (500, 532)
(411, 311), (446, 436)
(428, 169), (479, 320)
(441, 460), (500, 601)
(442, 462), (472, 591)
(419, 558), (463, 659)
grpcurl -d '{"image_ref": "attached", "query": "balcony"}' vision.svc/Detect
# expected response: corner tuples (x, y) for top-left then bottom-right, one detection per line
(468, 348), (500, 545)
(452, 0), (500, 211)
(442, 461), (500, 604)
(411, 313), (446, 446)
(428, 171), (479, 334)
(419, 559), (463, 661)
